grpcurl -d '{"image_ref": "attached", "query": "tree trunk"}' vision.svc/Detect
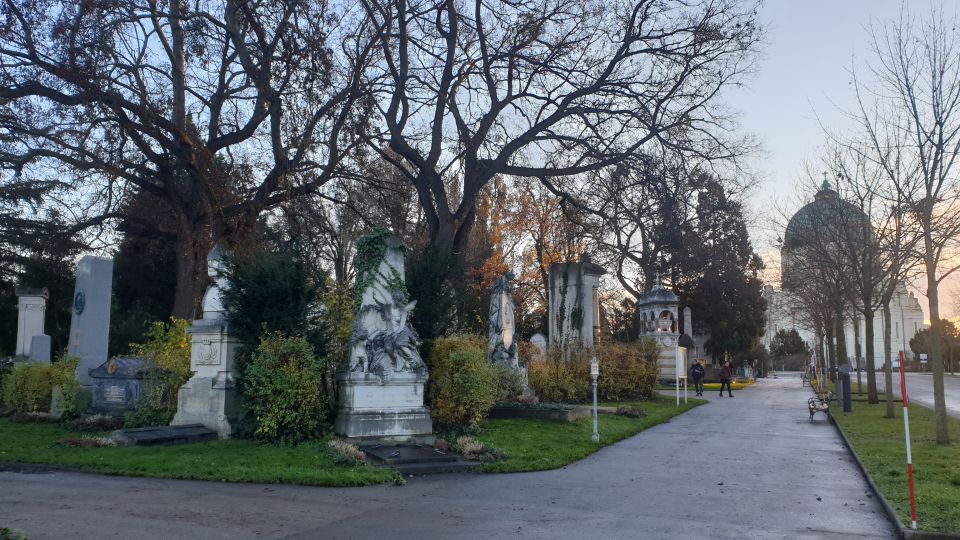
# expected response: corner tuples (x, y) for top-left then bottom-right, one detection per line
(924, 252), (950, 444)
(825, 323), (836, 382)
(853, 313), (863, 396)
(171, 228), (209, 320)
(864, 310), (878, 403)
(883, 302), (895, 419)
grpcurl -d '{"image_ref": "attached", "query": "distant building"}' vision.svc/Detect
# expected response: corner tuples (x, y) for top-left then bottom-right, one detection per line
(764, 180), (926, 366)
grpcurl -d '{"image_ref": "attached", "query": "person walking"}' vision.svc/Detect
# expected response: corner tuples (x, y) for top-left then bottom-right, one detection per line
(688, 360), (706, 396)
(719, 360), (734, 398)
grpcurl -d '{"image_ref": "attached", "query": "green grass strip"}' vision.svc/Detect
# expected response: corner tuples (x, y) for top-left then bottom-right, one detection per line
(477, 395), (704, 473)
(833, 402), (960, 534)
(0, 419), (398, 487)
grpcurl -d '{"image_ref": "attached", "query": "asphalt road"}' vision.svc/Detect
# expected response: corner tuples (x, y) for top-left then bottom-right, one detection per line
(870, 371), (960, 419)
(0, 376), (895, 539)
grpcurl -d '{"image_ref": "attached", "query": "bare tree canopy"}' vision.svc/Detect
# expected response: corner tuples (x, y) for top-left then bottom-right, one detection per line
(0, 0), (373, 316)
(846, 7), (960, 444)
(360, 0), (761, 257)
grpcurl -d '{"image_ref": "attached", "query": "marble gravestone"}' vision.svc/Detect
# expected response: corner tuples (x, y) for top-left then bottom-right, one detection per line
(172, 245), (241, 438)
(15, 287), (50, 362)
(488, 273), (529, 393)
(335, 232), (433, 441)
(69, 256), (114, 385)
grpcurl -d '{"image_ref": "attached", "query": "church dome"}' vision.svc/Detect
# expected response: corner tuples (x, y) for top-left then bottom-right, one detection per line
(783, 178), (871, 250)
(781, 177), (873, 287)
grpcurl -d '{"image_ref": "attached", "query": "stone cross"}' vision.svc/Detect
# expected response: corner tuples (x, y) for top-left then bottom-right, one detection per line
(15, 287), (49, 362)
(69, 256), (114, 386)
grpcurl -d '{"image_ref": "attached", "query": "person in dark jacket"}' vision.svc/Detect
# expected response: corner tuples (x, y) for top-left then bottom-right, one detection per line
(719, 360), (734, 397)
(688, 360), (706, 396)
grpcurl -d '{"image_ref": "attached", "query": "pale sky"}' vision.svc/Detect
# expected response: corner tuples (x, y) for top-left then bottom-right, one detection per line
(730, 0), (957, 320)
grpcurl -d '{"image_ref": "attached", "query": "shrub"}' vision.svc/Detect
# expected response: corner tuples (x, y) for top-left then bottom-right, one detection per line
(242, 333), (330, 445)
(594, 340), (660, 401)
(2, 361), (53, 413)
(125, 319), (193, 427)
(454, 435), (505, 462)
(527, 346), (591, 403)
(527, 340), (660, 403)
(49, 355), (88, 418)
(327, 439), (366, 465)
(427, 335), (499, 429)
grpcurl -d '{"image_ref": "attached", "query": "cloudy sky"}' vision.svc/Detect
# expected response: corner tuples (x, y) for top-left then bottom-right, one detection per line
(730, 1), (957, 320)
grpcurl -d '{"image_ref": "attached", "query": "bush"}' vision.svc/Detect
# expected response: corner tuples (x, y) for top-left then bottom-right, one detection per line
(2, 361), (53, 413)
(427, 335), (499, 429)
(594, 341), (660, 401)
(527, 340), (660, 403)
(50, 355), (87, 418)
(125, 319), (193, 428)
(527, 346), (591, 403)
(243, 333), (330, 445)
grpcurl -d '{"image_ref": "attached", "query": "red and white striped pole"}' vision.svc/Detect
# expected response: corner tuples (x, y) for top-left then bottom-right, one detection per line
(898, 351), (918, 530)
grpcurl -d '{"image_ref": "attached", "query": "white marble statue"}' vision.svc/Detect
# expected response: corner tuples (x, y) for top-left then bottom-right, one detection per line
(201, 244), (229, 320)
(488, 273), (519, 369)
(348, 235), (425, 384)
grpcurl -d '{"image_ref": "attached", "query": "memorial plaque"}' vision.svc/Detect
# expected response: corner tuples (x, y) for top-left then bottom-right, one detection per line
(105, 385), (126, 403)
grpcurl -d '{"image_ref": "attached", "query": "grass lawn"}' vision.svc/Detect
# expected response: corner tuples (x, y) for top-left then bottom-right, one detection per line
(0, 419), (398, 487)
(477, 395), (704, 473)
(833, 402), (960, 534)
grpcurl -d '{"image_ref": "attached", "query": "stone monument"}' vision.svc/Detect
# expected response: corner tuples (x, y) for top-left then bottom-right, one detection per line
(15, 287), (50, 362)
(171, 245), (241, 438)
(335, 231), (432, 441)
(489, 274), (519, 368)
(69, 256), (114, 385)
(548, 255), (606, 348)
(488, 273), (529, 392)
(638, 277), (681, 380)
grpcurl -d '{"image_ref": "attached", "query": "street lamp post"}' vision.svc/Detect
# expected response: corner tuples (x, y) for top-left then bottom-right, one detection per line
(590, 354), (599, 442)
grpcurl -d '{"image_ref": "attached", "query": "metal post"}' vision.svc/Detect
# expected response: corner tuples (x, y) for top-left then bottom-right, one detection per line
(590, 355), (599, 442)
(898, 351), (918, 530)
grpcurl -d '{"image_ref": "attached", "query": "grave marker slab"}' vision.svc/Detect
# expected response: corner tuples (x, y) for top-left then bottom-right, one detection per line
(68, 256), (114, 386)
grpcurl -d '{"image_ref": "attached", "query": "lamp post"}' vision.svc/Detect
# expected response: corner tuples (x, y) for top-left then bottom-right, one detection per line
(590, 354), (599, 442)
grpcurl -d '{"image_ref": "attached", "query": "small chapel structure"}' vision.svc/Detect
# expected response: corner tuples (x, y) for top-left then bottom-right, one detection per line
(638, 278), (685, 380)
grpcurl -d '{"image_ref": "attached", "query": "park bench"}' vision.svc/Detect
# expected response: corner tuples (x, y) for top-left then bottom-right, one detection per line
(802, 373), (811, 387)
(807, 391), (833, 421)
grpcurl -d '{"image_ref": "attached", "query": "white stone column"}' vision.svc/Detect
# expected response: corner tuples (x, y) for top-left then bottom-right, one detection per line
(16, 288), (48, 359)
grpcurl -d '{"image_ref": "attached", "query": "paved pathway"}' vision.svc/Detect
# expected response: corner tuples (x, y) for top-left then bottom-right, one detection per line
(872, 372), (960, 419)
(0, 376), (895, 539)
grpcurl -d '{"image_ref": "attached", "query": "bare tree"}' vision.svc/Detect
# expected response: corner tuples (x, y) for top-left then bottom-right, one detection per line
(850, 8), (960, 443)
(0, 0), (372, 317)
(358, 0), (761, 269)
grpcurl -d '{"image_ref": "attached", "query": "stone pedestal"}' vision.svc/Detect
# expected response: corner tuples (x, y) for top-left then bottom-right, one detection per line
(171, 320), (241, 438)
(335, 371), (433, 442)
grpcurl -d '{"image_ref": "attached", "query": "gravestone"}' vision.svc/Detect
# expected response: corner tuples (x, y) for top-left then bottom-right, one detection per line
(15, 287), (49, 362)
(489, 273), (519, 368)
(29, 335), (51, 363)
(548, 255), (606, 348)
(335, 231), (433, 441)
(488, 273), (530, 394)
(530, 333), (547, 360)
(88, 357), (151, 415)
(172, 245), (241, 438)
(69, 256), (114, 385)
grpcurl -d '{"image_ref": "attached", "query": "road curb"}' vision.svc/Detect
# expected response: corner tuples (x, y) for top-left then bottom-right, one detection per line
(829, 412), (960, 540)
